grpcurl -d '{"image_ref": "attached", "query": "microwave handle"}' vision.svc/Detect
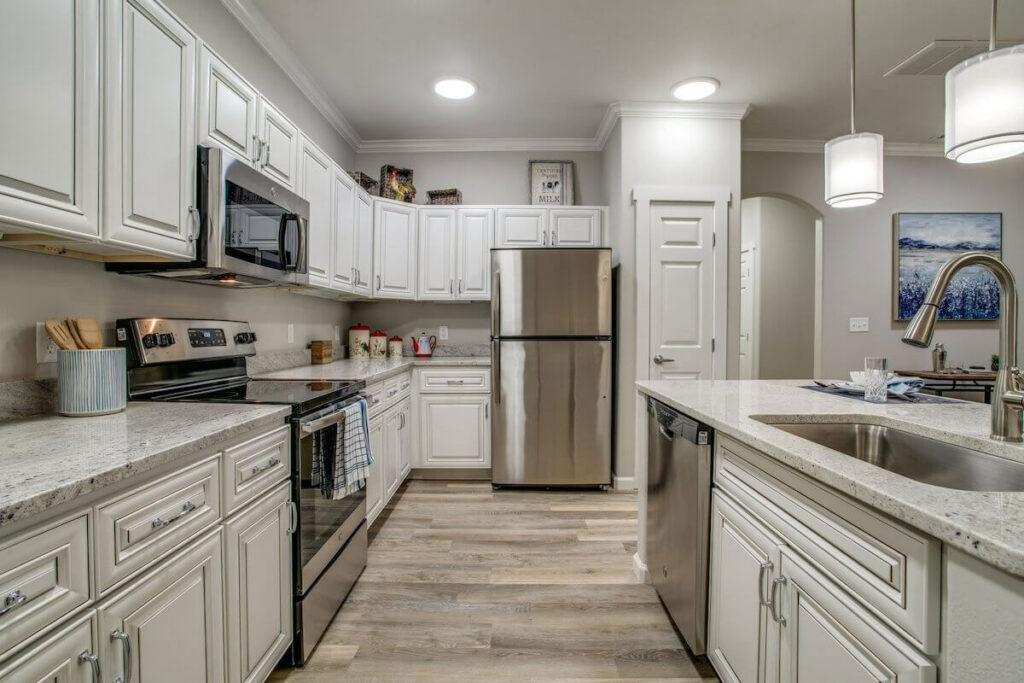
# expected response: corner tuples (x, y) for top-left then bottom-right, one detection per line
(278, 214), (306, 272)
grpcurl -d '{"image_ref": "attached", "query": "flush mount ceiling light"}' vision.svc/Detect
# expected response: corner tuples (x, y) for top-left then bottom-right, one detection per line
(434, 78), (477, 100)
(824, 0), (884, 208)
(671, 77), (720, 101)
(945, 1), (1024, 164)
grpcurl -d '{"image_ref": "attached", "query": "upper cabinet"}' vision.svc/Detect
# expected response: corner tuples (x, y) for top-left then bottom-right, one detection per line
(373, 199), (417, 299)
(495, 207), (605, 248)
(418, 207), (493, 301)
(198, 46), (258, 164)
(0, 0), (101, 240)
(495, 207), (547, 248)
(551, 208), (604, 247)
(456, 208), (494, 299)
(297, 134), (333, 288)
(331, 166), (357, 293)
(353, 189), (374, 296)
(417, 208), (456, 300)
(102, 0), (198, 260)
(256, 98), (298, 190)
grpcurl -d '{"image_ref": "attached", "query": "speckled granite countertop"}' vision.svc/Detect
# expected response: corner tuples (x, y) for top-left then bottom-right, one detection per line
(0, 402), (290, 529)
(636, 379), (1024, 577)
(253, 356), (490, 384)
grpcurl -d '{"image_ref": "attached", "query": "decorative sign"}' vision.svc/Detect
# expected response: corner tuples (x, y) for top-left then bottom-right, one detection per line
(530, 161), (576, 205)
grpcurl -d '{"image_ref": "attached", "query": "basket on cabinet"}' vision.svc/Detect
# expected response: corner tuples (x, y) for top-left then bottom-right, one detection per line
(347, 171), (378, 195)
(427, 188), (463, 205)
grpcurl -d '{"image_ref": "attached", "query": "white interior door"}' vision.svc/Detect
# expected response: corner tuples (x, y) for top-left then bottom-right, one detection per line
(739, 245), (756, 380)
(649, 201), (717, 380)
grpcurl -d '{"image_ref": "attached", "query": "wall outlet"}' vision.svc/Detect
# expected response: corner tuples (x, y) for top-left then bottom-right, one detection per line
(439, 325), (449, 341)
(287, 324), (295, 344)
(849, 317), (870, 333)
(36, 322), (59, 363)
(334, 325), (340, 341)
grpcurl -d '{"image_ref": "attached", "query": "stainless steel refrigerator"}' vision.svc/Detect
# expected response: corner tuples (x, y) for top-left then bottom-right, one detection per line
(491, 248), (613, 487)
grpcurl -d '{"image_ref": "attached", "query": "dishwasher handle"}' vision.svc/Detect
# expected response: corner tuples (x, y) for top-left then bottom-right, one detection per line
(648, 398), (710, 446)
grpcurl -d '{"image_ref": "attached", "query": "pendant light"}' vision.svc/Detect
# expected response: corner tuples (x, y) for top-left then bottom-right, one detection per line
(824, 0), (884, 208)
(945, 0), (1024, 164)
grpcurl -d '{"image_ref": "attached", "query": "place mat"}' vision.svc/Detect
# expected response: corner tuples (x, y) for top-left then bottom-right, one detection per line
(799, 385), (961, 404)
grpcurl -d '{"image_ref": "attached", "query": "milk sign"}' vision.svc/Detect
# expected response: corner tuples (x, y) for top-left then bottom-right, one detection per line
(530, 160), (576, 205)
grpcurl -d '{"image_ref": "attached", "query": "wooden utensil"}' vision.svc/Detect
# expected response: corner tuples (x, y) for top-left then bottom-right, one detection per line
(44, 319), (77, 350)
(74, 318), (103, 349)
(65, 319), (87, 350)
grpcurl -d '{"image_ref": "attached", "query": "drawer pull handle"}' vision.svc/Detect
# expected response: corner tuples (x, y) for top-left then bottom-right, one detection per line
(250, 457), (281, 478)
(79, 650), (101, 682)
(388, 389), (398, 397)
(446, 379), (465, 385)
(757, 561), (773, 607)
(151, 501), (197, 530)
(770, 576), (787, 625)
(111, 630), (133, 683)
(1, 590), (28, 615)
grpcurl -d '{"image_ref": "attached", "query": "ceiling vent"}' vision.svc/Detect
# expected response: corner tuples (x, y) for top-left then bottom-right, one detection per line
(885, 39), (1021, 76)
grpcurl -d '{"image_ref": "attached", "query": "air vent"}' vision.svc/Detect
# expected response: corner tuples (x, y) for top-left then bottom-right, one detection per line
(885, 39), (1021, 76)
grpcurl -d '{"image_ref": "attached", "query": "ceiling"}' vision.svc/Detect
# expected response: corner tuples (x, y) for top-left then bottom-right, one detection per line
(243, 0), (1024, 148)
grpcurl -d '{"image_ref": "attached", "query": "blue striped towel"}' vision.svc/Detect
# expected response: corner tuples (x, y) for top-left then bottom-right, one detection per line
(311, 399), (373, 499)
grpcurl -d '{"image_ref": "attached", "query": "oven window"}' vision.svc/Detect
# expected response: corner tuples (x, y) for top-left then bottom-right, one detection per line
(223, 180), (300, 271)
(298, 432), (366, 569)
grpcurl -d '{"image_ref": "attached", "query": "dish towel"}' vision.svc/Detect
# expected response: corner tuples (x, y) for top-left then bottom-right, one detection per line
(312, 398), (373, 500)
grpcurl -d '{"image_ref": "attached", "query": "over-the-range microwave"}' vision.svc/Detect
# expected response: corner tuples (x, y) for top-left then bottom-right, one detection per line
(108, 147), (309, 288)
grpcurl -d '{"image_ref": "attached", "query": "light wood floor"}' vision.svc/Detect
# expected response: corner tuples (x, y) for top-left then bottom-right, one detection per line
(270, 480), (718, 682)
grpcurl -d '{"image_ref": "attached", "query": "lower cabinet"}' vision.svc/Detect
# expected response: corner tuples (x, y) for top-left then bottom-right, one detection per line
(366, 378), (413, 527)
(418, 394), (490, 467)
(366, 412), (386, 525)
(223, 483), (293, 683)
(384, 397), (412, 498)
(0, 611), (98, 682)
(96, 528), (226, 683)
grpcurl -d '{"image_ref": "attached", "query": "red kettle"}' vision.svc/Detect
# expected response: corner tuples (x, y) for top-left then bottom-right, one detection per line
(410, 332), (437, 358)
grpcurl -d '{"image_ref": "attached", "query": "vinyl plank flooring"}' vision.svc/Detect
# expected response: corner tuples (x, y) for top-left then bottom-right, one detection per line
(272, 480), (717, 681)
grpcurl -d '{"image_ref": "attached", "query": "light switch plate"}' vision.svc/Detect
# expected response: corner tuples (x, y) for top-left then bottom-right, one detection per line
(36, 322), (58, 363)
(439, 325), (449, 341)
(849, 317), (870, 333)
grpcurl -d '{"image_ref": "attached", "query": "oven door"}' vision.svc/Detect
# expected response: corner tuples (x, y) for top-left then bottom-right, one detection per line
(293, 402), (367, 595)
(203, 147), (310, 285)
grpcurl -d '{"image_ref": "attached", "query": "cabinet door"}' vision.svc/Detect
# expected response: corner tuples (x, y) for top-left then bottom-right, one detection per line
(0, 0), (100, 239)
(353, 189), (374, 296)
(418, 208), (456, 300)
(777, 548), (935, 683)
(398, 397), (412, 480)
(708, 491), (781, 683)
(331, 166), (357, 292)
(97, 529), (225, 683)
(198, 46), (258, 163)
(495, 207), (547, 248)
(255, 98), (298, 190)
(456, 208), (493, 300)
(373, 200), (417, 299)
(551, 208), (602, 247)
(418, 395), (490, 467)
(384, 407), (401, 498)
(224, 483), (292, 683)
(103, 0), (198, 259)
(0, 611), (98, 683)
(366, 414), (385, 525)
(297, 135), (333, 288)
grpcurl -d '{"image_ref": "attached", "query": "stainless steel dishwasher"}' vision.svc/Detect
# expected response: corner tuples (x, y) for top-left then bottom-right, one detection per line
(646, 397), (712, 655)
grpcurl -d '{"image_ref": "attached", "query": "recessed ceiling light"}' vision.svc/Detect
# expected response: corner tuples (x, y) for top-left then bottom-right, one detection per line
(671, 77), (719, 101)
(434, 78), (477, 100)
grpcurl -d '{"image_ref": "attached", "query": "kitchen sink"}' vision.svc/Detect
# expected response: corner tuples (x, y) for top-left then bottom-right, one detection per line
(762, 420), (1024, 492)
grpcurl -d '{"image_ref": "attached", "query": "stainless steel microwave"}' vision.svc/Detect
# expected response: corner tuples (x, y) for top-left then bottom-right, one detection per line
(108, 147), (309, 288)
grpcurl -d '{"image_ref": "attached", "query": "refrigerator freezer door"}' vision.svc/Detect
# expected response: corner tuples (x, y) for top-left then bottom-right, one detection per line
(492, 339), (612, 485)
(491, 249), (612, 338)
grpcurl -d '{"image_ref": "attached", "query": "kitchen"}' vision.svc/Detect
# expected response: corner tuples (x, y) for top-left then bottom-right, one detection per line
(1, 0), (1023, 681)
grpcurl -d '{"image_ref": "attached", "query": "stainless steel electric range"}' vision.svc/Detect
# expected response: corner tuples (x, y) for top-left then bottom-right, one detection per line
(117, 317), (366, 665)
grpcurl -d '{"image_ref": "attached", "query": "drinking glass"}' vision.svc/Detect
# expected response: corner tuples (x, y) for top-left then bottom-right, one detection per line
(864, 357), (888, 403)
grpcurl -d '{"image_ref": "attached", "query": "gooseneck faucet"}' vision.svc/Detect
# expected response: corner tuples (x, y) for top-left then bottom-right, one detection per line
(902, 251), (1024, 441)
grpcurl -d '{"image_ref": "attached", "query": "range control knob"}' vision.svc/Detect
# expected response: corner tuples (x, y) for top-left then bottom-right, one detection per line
(234, 332), (257, 344)
(141, 333), (158, 349)
(156, 333), (175, 348)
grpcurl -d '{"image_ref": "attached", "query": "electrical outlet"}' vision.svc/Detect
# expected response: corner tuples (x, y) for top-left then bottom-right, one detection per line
(36, 322), (59, 363)
(334, 325), (340, 341)
(849, 317), (870, 333)
(439, 325), (449, 341)
(287, 324), (295, 344)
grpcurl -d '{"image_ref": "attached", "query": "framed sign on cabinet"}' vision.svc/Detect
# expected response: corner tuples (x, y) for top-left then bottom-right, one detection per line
(530, 161), (576, 205)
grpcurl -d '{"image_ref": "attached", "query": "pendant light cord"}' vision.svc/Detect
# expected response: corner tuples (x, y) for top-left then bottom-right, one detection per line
(990, 0), (997, 52)
(849, 0), (857, 134)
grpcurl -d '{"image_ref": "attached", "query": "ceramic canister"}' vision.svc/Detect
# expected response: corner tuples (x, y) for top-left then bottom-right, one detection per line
(388, 335), (403, 358)
(349, 324), (370, 359)
(57, 348), (127, 417)
(369, 330), (387, 359)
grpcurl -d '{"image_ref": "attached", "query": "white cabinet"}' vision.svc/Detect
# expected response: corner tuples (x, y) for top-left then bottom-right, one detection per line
(0, 0), (100, 240)
(353, 189), (374, 296)
(366, 412), (386, 525)
(551, 208), (603, 247)
(0, 611), (98, 682)
(373, 199), (417, 299)
(331, 166), (357, 292)
(297, 134), (333, 288)
(102, 0), (198, 259)
(418, 395), (490, 468)
(97, 529), (226, 683)
(224, 483), (292, 683)
(383, 407), (402, 499)
(496, 207), (547, 248)
(198, 46), (258, 163)
(255, 98), (298, 190)
(418, 208), (456, 300)
(396, 397), (412, 482)
(457, 208), (494, 299)
(494, 207), (605, 248)
(418, 207), (493, 301)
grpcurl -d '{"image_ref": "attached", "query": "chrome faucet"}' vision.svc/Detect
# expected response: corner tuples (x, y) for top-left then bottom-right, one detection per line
(902, 251), (1024, 441)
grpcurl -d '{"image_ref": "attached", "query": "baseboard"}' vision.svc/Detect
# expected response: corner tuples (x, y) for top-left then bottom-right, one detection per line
(409, 467), (492, 481)
(613, 475), (636, 490)
(633, 552), (651, 584)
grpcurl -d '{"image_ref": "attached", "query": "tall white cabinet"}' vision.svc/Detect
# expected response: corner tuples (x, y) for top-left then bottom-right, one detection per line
(373, 198), (417, 299)
(353, 190), (374, 296)
(332, 167), (358, 292)
(297, 135), (333, 288)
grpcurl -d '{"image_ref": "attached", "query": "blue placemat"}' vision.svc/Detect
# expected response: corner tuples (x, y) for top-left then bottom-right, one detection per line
(800, 385), (961, 404)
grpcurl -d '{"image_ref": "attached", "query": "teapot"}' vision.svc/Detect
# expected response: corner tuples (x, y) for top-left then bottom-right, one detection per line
(410, 332), (437, 358)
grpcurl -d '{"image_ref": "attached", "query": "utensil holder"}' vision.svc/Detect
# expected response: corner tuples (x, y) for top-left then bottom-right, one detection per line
(57, 349), (126, 417)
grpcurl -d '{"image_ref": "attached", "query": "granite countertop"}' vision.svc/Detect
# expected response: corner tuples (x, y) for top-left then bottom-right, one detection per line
(253, 356), (490, 384)
(636, 379), (1024, 577)
(0, 402), (290, 529)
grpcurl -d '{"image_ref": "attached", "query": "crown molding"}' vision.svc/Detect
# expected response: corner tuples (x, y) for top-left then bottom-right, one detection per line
(357, 137), (603, 154)
(743, 137), (945, 157)
(219, 0), (362, 150)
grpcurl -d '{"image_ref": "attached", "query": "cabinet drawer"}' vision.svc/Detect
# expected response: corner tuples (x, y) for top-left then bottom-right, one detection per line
(714, 435), (940, 654)
(383, 372), (412, 406)
(0, 514), (90, 660)
(418, 368), (490, 394)
(364, 381), (386, 417)
(95, 456), (221, 594)
(0, 610), (97, 682)
(223, 426), (290, 515)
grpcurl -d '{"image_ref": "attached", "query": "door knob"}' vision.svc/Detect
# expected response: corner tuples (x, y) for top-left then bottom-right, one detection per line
(653, 354), (674, 365)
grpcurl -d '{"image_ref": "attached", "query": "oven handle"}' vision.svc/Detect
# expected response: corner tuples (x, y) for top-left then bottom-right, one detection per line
(300, 410), (347, 435)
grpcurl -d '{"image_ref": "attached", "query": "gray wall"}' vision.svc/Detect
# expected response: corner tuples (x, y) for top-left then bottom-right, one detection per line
(348, 302), (490, 352)
(742, 151), (1024, 379)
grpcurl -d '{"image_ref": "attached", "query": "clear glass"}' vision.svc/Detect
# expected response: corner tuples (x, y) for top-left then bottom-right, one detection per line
(864, 357), (888, 403)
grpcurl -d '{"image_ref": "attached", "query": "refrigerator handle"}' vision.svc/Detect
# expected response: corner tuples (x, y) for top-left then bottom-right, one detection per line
(492, 339), (500, 405)
(491, 267), (500, 335)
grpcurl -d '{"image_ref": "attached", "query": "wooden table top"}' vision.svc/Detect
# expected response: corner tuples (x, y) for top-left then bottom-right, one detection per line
(896, 370), (996, 381)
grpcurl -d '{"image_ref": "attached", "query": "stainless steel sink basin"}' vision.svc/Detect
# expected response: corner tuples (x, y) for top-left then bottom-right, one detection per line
(766, 421), (1024, 492)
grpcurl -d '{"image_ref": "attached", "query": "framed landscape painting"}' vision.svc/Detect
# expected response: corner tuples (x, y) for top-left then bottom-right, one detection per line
(893, 212), (1003, 321)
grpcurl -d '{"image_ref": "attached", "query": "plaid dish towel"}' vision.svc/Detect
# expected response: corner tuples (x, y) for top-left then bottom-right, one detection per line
(312, 399), (373, 500)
